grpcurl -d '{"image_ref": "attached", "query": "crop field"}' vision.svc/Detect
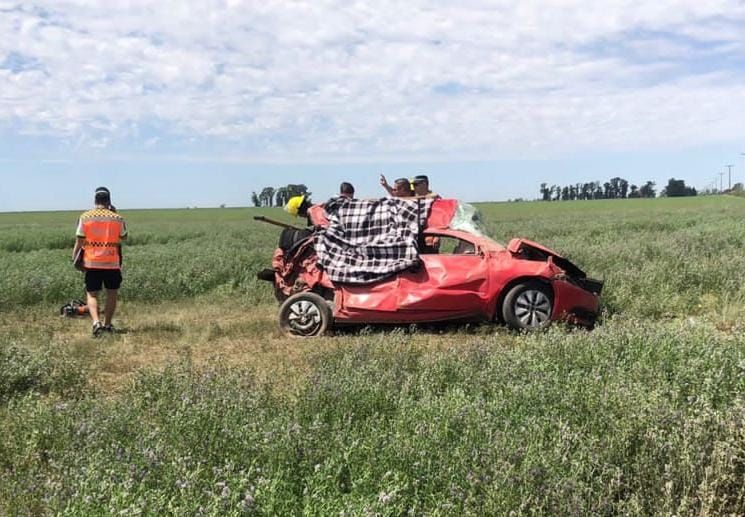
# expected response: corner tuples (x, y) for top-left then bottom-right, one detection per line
(1, 196), (744, 515)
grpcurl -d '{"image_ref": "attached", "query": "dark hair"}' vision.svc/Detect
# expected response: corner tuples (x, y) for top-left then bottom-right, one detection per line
(393, 178), (413, 197)
(94, 186), (111, 206)
(340, 182), (355, 196)
(297, 196), (312, 217)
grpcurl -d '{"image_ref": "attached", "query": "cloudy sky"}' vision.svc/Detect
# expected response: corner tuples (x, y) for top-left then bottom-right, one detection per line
(1, 0), (745, 210)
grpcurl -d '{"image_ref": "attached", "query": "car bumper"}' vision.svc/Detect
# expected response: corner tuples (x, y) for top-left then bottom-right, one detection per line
(552, 278), (601, 326)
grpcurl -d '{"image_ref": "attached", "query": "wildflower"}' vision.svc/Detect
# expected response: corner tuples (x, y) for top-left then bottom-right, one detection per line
(240, 493), (255, 512)
(378, 491), (392, 504)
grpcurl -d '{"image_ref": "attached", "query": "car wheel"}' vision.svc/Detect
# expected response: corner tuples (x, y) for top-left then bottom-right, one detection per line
(502, 281), (553, 330)
(279, 292), (332, 337)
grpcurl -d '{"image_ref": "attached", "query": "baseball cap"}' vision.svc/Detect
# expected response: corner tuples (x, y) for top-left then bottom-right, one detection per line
(412, 175), (429, 184)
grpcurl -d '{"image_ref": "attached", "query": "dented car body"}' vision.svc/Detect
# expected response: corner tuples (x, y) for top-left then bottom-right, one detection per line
(258, 200), (602, 336)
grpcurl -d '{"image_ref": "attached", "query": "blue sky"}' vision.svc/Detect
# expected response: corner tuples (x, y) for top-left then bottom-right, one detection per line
(1, 1), (745, 211)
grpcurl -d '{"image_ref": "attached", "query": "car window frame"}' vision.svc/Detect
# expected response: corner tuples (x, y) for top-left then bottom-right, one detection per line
(420, 232), (482, 256)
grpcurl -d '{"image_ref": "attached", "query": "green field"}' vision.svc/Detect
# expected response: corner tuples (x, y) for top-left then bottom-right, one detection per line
(1, 197), (744, 515)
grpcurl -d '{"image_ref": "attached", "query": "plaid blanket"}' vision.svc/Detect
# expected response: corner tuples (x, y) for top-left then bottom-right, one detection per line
(315, 198), (434, 284)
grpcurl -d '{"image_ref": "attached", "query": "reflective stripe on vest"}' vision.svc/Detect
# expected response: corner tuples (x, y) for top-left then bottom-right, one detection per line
(81, 211), (124, 270)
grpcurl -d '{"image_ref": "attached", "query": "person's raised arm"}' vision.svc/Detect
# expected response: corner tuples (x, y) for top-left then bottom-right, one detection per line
(380, 174), (395, 196)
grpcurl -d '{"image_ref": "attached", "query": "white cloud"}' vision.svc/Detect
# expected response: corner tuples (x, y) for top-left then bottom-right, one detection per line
(0, 0), (744, 160)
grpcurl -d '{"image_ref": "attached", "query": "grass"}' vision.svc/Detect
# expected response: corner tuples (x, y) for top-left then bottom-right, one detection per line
(1, 196), (744, 515)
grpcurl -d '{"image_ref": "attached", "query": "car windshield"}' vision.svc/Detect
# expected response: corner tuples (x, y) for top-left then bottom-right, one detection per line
(450, 202), (488, 238)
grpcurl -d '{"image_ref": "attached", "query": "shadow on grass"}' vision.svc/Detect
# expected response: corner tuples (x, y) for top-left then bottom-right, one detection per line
(128, 322), (183, 336)
(331, 320), (509, 337)
(328, 317), (602, 338)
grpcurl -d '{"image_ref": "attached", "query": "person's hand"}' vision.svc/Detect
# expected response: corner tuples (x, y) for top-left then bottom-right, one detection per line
(380, 174), (388, 187)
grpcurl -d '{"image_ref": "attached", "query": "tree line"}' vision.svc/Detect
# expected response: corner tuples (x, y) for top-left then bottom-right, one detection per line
(251, 184), (311, 207)
(539, 177), (697, 201)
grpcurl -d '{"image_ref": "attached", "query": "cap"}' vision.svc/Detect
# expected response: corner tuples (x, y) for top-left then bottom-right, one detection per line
(95, 186), (110, 196)
(285, 195), (306, 217)
(412, 175), (429, 184)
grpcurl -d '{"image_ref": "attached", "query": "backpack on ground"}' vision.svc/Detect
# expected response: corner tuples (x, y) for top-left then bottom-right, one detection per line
(60, 299), (89, 317)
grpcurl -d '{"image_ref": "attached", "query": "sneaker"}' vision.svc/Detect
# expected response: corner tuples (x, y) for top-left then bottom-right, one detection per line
(92, 321), (105, 337)
(103, 324), (116, 334)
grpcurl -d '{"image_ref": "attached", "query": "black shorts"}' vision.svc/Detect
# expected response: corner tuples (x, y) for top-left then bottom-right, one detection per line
(85, 269), (122, 292)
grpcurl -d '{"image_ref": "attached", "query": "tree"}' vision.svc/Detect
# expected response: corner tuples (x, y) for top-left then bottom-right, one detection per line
(539, 183), (551, 201)
(254, 183), (312, 208)
(537, 176), (630, 201)
(628, 184), (640, 198)
(619, 178), (629, 199)
(609, 177), (627, 199)
(259, 187), (275, 207)
(274, 187), (289, 207)
(286, 184), (310, 199)
(639, 181), (656, 198)
(661, 178), (696, 197)
(593, 183), (603, 200)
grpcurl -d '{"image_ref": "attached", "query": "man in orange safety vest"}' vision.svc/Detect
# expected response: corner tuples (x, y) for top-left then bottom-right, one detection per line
(72, 187), (128, 337)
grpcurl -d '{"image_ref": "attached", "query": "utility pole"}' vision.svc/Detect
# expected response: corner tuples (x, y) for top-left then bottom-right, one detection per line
(719, 172), (724, 192)
(726, 164), (733, 190)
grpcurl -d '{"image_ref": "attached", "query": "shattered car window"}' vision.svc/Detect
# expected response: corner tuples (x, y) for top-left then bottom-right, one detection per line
(449, 203), (488, 237)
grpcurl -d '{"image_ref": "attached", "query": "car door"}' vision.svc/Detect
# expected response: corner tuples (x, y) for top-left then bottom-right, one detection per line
(396, 234), (491, 319)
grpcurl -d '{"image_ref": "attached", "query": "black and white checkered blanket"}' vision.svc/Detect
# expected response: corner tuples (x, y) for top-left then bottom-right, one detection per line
(315, 198), (434, 284)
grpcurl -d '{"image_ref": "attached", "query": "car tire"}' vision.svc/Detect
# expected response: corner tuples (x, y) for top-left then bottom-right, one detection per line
(501, 281), (553, 331)
(279, 292), (332, 337)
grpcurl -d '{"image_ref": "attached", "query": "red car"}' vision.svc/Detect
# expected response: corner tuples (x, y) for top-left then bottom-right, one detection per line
(257, 201), (602, 337)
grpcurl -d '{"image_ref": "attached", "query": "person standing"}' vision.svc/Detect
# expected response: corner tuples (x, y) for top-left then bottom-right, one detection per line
(411, 174), (440, 199)
(339, 182), (355, 199)
(379, 174), (414, 197)
(72, 187), (128, 337)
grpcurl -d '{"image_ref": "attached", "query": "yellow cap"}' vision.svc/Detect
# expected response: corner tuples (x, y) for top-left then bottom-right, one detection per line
(285, 195), (305, 217)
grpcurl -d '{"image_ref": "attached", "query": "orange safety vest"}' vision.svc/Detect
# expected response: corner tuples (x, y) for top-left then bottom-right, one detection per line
(78, 208), (126, 270)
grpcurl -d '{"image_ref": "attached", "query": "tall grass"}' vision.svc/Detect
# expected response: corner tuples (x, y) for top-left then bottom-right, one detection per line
(2, 197), (744, 321)
(0, 208), (280, 307)
(1, 198), (744, 514)
(479, 196), (745, 320)
(1, 321), (743, 515)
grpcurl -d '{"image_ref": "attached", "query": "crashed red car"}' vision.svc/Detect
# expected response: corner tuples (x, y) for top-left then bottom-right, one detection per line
(257, 199), (602, 337)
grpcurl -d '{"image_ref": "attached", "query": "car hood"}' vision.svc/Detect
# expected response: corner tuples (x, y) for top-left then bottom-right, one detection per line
(507, 238), (587, 279)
